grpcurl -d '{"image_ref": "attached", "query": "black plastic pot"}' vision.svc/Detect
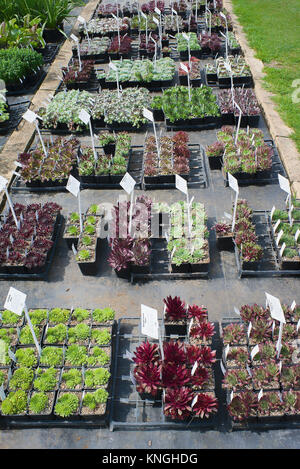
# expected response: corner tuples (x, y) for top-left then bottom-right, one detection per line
(216, 235), (234, 251)
(43, 27), (65, 43)
(131, 264), (150, 274)
(171, 263), (190, 273)
(115, 267), (131, 279)
(103, 143), (116, 155)
(164, 322), (187, 337)
(280, 258), (300, 270)
(190, 261), (210, 273)
(153, 109), (165, 122)
(221, 112), (235, 126)
(208, 155), (223, 170)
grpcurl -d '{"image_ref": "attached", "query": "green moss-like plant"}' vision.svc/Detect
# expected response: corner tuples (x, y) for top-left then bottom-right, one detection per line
(71, 308), (90, 322)
(40, 347), (64, 366)
(70, 212), (80, 222)
(83, 224), (96, 235)
(65, 344), (88, 366)
(9, 367), (34, 391)
(61, 369), (82, 389)
(28, 309), (48, 325)
(67, 225), (80, 236)
(87, 347), (110, 366)
(0, 328), (16, 346)
(1, 390), (27, 415)
(48, 308), (71, 324)
(1, 310), (23, 326)
(33, 367), (58, 392)
(15, 347), (38, 368)
(19, 325), (41, 345)
(45, 324), (67, 344)
(84, 368), (110, 388)
(81, 389), (109, 412)
(68, 323), (90, 344)
(92, 307), (115, 323)
(54, 392), (79, 417)
(29, 392), (49, 414)
(76, 249), (92, 262)
(91, 328), (111, 345)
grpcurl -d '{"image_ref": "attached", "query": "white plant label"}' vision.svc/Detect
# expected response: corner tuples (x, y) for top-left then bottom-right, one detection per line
(22, 110), (38, 123)
(154, 7), (161, 15)
(273, 219), (281, 233)
(120, 172), (136, 195)
(291, 300), (297, 312)
(0, 384), (5, 401)
(182, 33), (189, 41)
(258, 389), (263, 401)
(191, 361), (198, 376)
(172, 8), (178, 15)
(66, 175), (80, 197)
(124, 350), (134, 361)
(234, 307), (241, 316)
(180, 62), (189, 74)
(246, 364), (252, 377)
(265, 292), (286, 323)
(278, 174), (291, 195)
(229, 390), (233, 404)
(228, 173), (239, 193)
(141, 304), (159, 340)
(0, 175), (8, 192)
(129, 370), (136, 385)
(270, 206), (276, 220)
(279, 242), (286, 258)
(297, 319), (300, 332)
(109, 61), (118, 72)
(295, 229), (300, 243)
(276, 229), (283, 246)
(78, 109), (91, 125)
(77, 15), (86, 23)
(153, 17), (159, 25)
(70, 34), (79, 43)
(224, 344), (230, 359)
(251, 344), (259, 360)
(247, 321), (252, 338)
(220, 360), (226, 375)
(4, 287), (26, 316)
(175, 174), (188, 195)
(224, 212), (233, 220)
(72, 244), (77, 256)
(143, 108), (154, 122)
(141, 11), (147, 19)
(8, 348), (16, 362)
(191, 394), (198, 408)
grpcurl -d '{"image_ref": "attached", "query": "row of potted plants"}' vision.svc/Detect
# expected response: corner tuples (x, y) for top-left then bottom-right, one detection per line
(132, 296), (218, 420)
(217, 87), (261, 127)
(0, 47), (44, 91)
(63, 204), (104, 250)
(206, 55), (252, 87)
(0, 202), (61, 274)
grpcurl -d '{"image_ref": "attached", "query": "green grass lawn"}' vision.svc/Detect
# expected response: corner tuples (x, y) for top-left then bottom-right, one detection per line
(231, 0), (300, 152)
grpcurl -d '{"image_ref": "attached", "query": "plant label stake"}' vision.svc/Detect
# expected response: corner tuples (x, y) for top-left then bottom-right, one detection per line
(279, 242), (286, 258)
(111, 13), (121, 47)
(220, 11), (228, 38)
(224, 344), (229, 360)
(295, 229), (300, 243)
(228, 173), (239, 232)
(234, 101), (243, 145)
(220, 360), (226, 375)
(251, 344), (259, 360)
(66, 175), (83, 233)
(78, 109), (97, 162)
(124, 350), (134, 361)
(219, 31), (228, 59)
(70, 34), (82, 71)
(180, 62), (191, 101)
(290, 300), (297, 312)
(270, 206), (276, 221)
(4, 287), (41, 356)
(141, 11), (148, 47)
(0, 176), (19, 230)
(150, 35), (158, 66)
(77, 15), (91, 48)
(182, 32), (191, 68)
(172, 8), (179, 35)
(108, 61), (120, 98)
(71, 244), (77, 256)
(175, 174), (192, 237)
(23, 110), (48, 159)
(143, 108), (160, 161)
(265, 292), (286, 323)
(0, 384), (5, 401)
(205, 7), (212, 35)
(191, 394), (198, 408)
(276, 229), (283, 247)
(191, 361), (198, 376)
(120, 172), (136, 234)
(234, 306), (240, 316)
(273, 219), (281, 233)
(278, 174), (291, 218)
(258, 389), (263, 402)
(141, 304), (159, 340)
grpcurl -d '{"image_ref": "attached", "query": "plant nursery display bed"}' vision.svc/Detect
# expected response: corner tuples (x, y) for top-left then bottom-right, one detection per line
(234, 211), (300, 278)
(0, 101), (31, 136)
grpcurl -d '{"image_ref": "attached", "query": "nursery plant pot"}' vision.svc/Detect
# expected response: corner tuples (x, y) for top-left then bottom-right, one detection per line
(130, 264), (150, 274)
(164, 322), (187, 337)
(28, 391), (56, 421)
(208, 155), (223, 170)
(43, 27), (65, 43)
(153, 109), (165, 122)
(171, 263), (190, 273)
(241, 260), (260, 271)
(216, 234), (234, 251)
(114, 267), (131, 279)
(103, 143), (116, 155)
(280, 257), (300, 270)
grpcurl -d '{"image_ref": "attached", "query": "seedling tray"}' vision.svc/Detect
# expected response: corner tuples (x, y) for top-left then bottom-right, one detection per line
(0, 100), (30, 135)
(221, 139), (287, 186)
(142, 144), (208, 190)
(0, 214), (63, 280)
(234, 210), (300, 278)
(109, 318), (226, 431)
(6, 68), (46, 97)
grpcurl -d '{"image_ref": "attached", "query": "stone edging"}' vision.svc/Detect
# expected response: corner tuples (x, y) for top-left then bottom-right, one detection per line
(224, 0), (300, 198)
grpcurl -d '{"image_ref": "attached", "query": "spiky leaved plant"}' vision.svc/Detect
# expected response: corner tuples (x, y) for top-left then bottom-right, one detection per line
(163, 340), (186, 365)
(227, 391), (257, 421)
(190, 366), (211, 388)
(163, 296), (187, 322)
(257, 392), (284, 417)
(222, 323), (246, 345)
(133, 341), (161, 366)
(187, 305), (208, 323)
(162, 363), (190, 388)
(239, 304), (269, 323)
(134, 363), (162, 397)
(252, 362), (279, 389)
(226, 347), (249, 367)
(249, 318), (273, 344)
(190, 322), (215, 342)
(163, 387), (193, 420)
(280, 366), (300, 390)
(283, 391), (300, 415)
(222, 369), (252, 392)
(186, 345), (216, 367)
(192, 393), (218, 419)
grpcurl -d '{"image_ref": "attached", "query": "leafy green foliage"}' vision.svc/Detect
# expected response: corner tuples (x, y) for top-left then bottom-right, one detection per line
(28, 309), (48, 325)
(0, 48), (43, 84)
(15, 347), (38, 368)
(33, 367), (58, 392)
(82, 388), (108, 410)
(61, 369), (82, 389)
(65, 345), (88, 366)
(87, 347), (110, 366)
(29, 392), (49, 414)
(91, 328), (111, 345)
(45, 324), (67, 344)
(40, 347), (63, 366)
(1, 310), (23, 326)
(54, 392), (79, 417)
(1, 390), (27, 415)
(68, 323), (90, 344)
(71, 308), (90, 323)
(9, 367), (34, 391)
(84, 368), (110, 388)
(48, 308), (70, 324)
(92, 308), (115, 323)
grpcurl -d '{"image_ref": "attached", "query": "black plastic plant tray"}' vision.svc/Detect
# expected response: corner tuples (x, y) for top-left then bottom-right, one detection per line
(0, 214), (63, 281)
(165, 115), (221, 131)
(130, 238), (209, 283)
(221, 139), (287, 187)
(142, 144), (208, 190)
(109, 318), (227, 431)
(6, 68), (46, 97)
(36, 44), (59, 64)
(0, 100), (30, 135)
(234, 210), (300, 278)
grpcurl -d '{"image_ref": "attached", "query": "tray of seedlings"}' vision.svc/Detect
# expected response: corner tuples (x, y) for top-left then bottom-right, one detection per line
(221, 300), (300, 431)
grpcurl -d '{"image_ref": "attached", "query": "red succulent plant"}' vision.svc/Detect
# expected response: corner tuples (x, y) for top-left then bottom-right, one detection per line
(163, 340), (186, 365)
(192, 393), (218, 419)
(134, 363), (162, 396)
(133, 340), (161, 366)
(164, 296), (187, 322)
(163, 387), (193, 420)
(187, 305), (208, 322)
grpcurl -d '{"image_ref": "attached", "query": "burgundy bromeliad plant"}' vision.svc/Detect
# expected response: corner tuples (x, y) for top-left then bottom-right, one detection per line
(189, 321), (215, 344)
(187, 304), (208, 323)
(227, 391), (257, 421)
(186, 344), (216, 367)
(62, 60), (95, 85)
(162, 363), (190, 388)
(192, 393), (218, 419)
(163, 340), (186, 365)
(163, 295), (187, 322)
